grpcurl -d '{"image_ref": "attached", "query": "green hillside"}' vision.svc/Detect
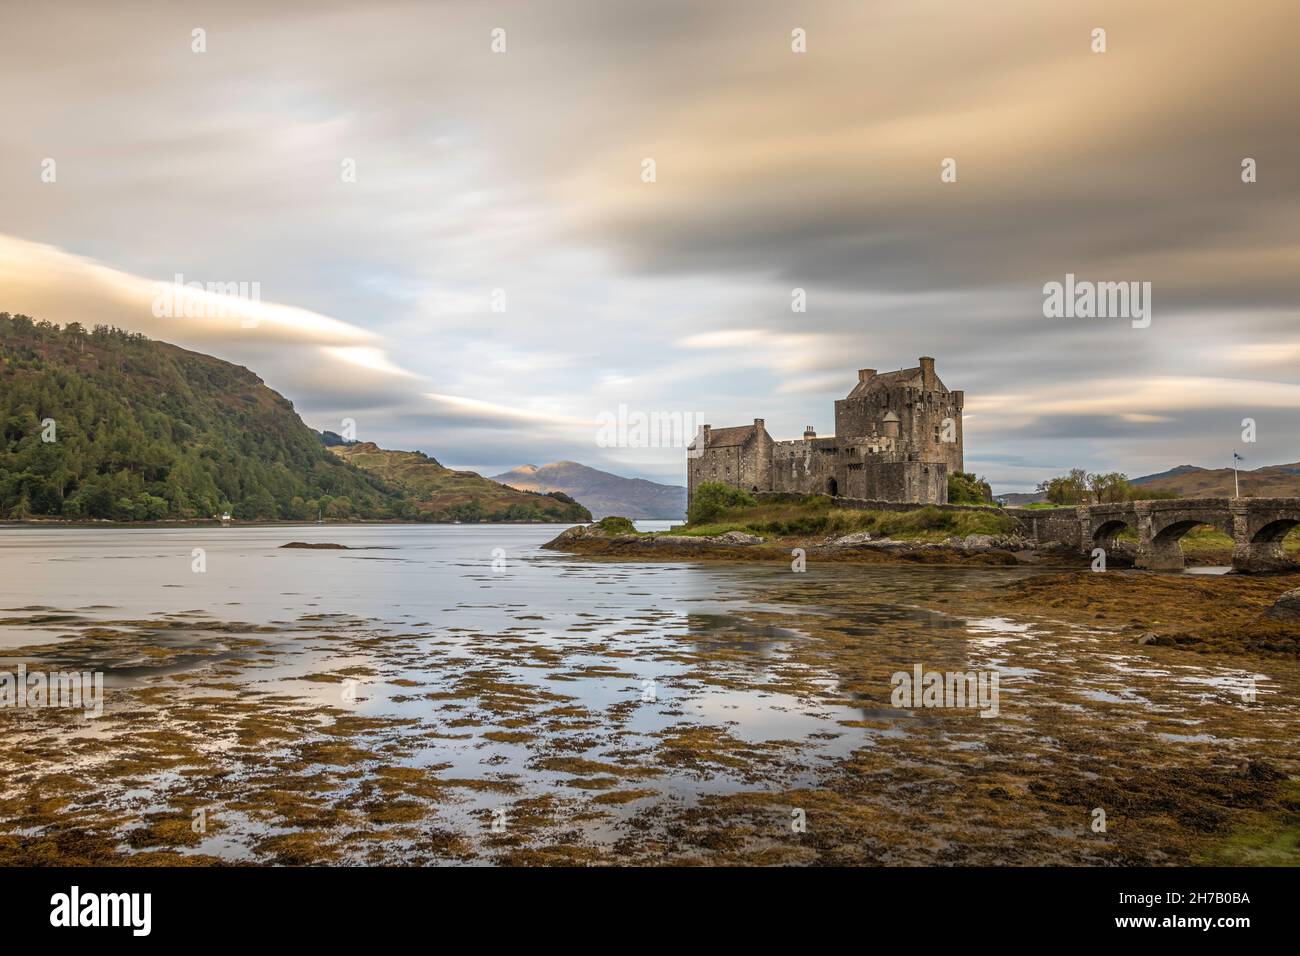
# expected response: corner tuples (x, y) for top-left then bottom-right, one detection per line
(0, 313), (589, 524)
(0, 312), (414, 520)
(330, 443), (590, 523)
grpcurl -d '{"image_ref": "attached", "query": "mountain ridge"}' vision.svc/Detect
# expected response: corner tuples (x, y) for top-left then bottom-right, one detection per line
(1129, 460), (1300, 498)
(328, 443), (590, 522)
(492, 460), (685, 520)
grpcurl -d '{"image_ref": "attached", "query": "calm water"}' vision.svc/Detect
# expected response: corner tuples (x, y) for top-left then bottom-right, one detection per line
(0, 522), (706, 640)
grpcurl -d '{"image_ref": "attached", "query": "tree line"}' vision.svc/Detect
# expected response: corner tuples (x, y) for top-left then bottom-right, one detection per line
(1035, 468), (1177, 505)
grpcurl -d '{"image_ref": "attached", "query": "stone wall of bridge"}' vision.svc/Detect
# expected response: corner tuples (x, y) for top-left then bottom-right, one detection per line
(1013, 508), (1085, 549)
(1080, 497), (1300, 573)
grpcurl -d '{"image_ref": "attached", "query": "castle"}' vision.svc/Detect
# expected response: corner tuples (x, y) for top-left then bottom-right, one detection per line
(687, 357), (964, 506)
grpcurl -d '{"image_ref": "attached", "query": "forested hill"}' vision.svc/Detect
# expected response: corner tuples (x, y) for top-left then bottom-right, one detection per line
(0, 312), (409, 521)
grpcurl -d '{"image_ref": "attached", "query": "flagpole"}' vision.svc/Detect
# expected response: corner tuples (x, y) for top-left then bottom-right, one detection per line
(1233, 454), (1240, 499)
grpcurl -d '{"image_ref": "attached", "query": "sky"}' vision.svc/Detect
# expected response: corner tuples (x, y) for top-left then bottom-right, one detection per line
(1, 0), (1297, 492)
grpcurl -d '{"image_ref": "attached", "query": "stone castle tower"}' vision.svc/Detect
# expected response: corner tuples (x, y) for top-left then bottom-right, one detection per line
(686, 357), (964, 506)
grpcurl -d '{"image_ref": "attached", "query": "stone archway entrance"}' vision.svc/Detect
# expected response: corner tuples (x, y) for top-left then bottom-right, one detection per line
(827, 477), (838, 497)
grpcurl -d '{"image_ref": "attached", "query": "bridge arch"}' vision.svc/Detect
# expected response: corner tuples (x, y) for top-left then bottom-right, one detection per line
(1150, 519), (1210, 546)
(1251, 518), (1299, 544)
(1235, 504), (1300, 572)
(1150, 513), (1233, 538)
(1142, 515), (1233, 570)
(1090, 518), (1131, 551)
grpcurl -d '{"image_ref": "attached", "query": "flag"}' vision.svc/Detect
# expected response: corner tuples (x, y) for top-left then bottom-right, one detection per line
(1233, 452), (1244, 462)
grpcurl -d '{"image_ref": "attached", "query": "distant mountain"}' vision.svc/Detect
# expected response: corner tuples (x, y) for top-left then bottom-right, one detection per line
(492, 461), (686, 520)
(1128, 464), (1205, 486)
(1130, 461), (1300, 498)
(332, 443), (590, 523)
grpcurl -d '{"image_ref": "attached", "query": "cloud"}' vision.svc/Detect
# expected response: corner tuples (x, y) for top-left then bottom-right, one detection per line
(1223, 341), (1300, 370)
(422, 392), (592, 430)
(0, 232), (421, 406)
(976, 377), (1300, 420)
(1, 0), (1297, 491)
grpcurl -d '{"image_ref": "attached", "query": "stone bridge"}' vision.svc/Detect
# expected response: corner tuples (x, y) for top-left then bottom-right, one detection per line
(1079, 497), (1300, 572)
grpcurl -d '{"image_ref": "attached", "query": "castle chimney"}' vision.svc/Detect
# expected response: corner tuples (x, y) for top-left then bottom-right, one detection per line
(754, 418), (765, 430)
(803, 425), (816, 440)
(919, 356), (935, 389)
(858, 368), (876, 383)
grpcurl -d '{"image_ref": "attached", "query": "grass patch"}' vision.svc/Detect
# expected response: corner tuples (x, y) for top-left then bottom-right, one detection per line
(670, 496), (1020, 541)
(1197, 781), (1300, 866)
(593, 515), (636, 534)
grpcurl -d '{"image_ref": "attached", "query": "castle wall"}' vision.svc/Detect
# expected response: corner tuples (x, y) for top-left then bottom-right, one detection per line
(688, 445), (744, 500)
(857, 460), (949, 503)
(767, 438), (947, 504)
(771, 437), (839, 495)
(687, 426), (772, 500)
(835, 387), (964, 474)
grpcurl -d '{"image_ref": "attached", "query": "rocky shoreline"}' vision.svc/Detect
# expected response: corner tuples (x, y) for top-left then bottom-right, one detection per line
(543, 523), (1085, 567)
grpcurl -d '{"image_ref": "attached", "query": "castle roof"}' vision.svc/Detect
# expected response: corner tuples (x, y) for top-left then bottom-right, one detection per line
(846, 366), (923, 399)
(702, 424), (757, 448)
(842, 366), (925, 395)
